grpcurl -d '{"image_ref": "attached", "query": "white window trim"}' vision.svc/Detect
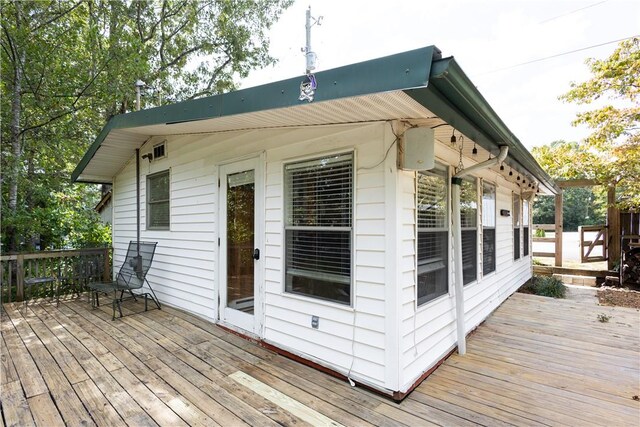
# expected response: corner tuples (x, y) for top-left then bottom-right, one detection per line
(460, 176), (479, 287)
(146, 169), (171, 230)
(281, 150), (355, 307)
(513, 192), (523, 261)
(415, 162), (451, 308)
(481, 179), (497, 278)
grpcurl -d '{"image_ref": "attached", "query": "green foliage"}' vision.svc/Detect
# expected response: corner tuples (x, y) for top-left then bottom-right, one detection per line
(531, 141), (607, 231)
(534, 229), (546, 238)
(519, 275), (567, 299)
(560, 38), (640, 209)
(1, 0), (292, 252)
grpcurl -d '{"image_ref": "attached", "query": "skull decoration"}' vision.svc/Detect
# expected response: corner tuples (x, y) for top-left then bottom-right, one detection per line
(299, 74), (317, 102)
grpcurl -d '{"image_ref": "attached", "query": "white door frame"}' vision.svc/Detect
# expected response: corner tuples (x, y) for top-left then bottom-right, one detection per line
(218, 156), (264, 336)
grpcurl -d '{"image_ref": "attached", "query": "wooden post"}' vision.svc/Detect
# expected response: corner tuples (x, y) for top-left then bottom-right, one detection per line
(16, 254), (24, 302)
(103, 247), (111, 282)
(555, 192), (563, 267)
(607, 185), (620, 270)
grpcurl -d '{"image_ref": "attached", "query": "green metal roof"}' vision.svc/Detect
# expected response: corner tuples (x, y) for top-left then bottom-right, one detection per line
(72, 45), (558, 194)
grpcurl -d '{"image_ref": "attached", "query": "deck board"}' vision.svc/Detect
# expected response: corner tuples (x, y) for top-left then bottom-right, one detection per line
(2, 292), (638, 426)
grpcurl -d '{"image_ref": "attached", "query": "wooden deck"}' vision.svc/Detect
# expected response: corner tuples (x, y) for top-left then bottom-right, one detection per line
(1, 292), (638, 426)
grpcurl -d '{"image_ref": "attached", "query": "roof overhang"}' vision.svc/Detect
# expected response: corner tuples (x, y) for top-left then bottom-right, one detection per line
(72, 45), (558, 194)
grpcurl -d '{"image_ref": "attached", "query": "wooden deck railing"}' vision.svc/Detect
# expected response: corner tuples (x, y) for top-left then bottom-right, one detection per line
(532, 224), (556, 258)
(0, 247), (111, 303)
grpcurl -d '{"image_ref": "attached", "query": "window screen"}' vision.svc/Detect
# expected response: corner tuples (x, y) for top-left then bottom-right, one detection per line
(460, 178), (478, 285)
(284, 153), (353, 304)
(482, 182), (496, 275)
(147, 170), (170, 229)
(513, 193), (521, 260)
(417, 165), (448, 305)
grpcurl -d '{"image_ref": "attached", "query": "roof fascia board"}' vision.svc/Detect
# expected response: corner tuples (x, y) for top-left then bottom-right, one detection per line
(72, 46), (440, 183)
(418, 57), (559, 194)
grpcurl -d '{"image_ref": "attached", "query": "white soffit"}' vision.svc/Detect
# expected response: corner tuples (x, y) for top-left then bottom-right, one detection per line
(79, 91), (438, 182)
(131, 91), (437, 135)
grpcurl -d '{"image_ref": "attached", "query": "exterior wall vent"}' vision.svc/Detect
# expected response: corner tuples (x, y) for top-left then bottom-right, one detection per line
(153, 141), (166, 160)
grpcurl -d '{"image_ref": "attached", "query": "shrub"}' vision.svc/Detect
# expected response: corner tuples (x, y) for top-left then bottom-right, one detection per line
(518, 275), (567, 298)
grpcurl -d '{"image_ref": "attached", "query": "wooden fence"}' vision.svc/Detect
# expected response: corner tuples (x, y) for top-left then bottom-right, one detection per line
(532, 224), (556, 258)
(579, 225), (607, 263)
(0, 247), (111, 303)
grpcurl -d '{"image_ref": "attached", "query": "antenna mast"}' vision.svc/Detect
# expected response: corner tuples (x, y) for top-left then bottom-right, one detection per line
(303, 6), (322, 74)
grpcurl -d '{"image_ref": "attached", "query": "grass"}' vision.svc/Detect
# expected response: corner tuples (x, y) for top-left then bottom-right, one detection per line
(519, 275), (567, 298)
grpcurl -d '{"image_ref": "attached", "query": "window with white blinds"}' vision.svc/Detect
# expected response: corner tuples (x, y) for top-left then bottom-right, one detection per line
(513, 193), (521, 260)
(460, 178), (478, 285)
(147, 170), (170, 229)
(284, 153), (353, 305)
(417, 165), (449, 305)
(482, 182), (496, 275)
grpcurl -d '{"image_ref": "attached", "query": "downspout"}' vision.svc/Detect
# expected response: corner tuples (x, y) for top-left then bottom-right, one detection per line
(136, 148), (141, 271)
(451, 145), (508, 355)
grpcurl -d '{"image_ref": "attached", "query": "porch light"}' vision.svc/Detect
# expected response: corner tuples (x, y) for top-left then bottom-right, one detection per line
(472, 142), (478, 156)
(450, 129), (457, 144)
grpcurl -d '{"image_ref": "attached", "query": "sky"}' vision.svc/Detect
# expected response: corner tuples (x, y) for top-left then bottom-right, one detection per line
(240, 0), (640, 149)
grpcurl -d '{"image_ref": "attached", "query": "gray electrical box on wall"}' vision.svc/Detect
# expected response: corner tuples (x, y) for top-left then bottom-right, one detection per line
(400, 127), (435, 171)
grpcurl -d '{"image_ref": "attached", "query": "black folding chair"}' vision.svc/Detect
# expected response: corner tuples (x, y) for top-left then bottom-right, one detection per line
(88, 241), (160, 320)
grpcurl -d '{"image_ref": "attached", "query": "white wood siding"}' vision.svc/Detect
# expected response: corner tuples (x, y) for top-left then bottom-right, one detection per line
(111, 121), (535, 395)
(399, 142), (533, 392)
(112, 123), (394, 390)
(262, 123), (390, 389)
(113, 139), (219, 321)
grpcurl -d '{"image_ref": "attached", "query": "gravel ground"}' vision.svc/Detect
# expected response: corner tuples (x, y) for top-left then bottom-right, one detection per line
(597, 286), (640, 309)
(527, 282), (640, 310)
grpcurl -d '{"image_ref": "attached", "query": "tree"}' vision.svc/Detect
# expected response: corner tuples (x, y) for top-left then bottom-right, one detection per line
(1, 0), (292, 251)
(560, 37), (640, 209)
(531, 141), (607, 231)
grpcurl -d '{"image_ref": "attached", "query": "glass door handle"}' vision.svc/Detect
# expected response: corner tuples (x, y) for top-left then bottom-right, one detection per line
(253, 248), (260, 260)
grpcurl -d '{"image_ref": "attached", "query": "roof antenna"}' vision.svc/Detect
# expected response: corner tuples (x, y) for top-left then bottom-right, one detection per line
(303, 6), (322, 74)
(299, 7), (322, 102)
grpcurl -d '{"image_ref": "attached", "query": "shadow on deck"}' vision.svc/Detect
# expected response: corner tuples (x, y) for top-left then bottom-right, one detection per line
(1, 292), (638, 426)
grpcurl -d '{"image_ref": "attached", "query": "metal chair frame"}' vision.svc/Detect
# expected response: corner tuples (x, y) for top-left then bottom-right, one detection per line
(88, 241), (160, 320)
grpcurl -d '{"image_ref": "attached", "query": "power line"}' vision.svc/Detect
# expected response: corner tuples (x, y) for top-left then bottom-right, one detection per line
(538, 0), (609, 24)
(475, 35), (638, 76)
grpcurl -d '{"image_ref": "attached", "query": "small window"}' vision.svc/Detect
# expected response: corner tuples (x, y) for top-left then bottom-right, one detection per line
(284, 153), (353, 305)
(147, 170), (170, 229)
(513, 193), (521, 260)
(482, 182), (496, 275)
(460, 178), (478, 285)
(523, 199), (530, 256)
(417, 165), (449, 305)
(153, 141), (166, 159)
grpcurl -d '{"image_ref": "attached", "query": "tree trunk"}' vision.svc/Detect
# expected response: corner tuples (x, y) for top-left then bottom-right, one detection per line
(7, 47), (25, 252)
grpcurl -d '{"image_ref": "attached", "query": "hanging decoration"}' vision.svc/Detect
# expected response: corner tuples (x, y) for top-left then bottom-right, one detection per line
(456, 135), (465, 173)
(299, 74), (317, 102)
